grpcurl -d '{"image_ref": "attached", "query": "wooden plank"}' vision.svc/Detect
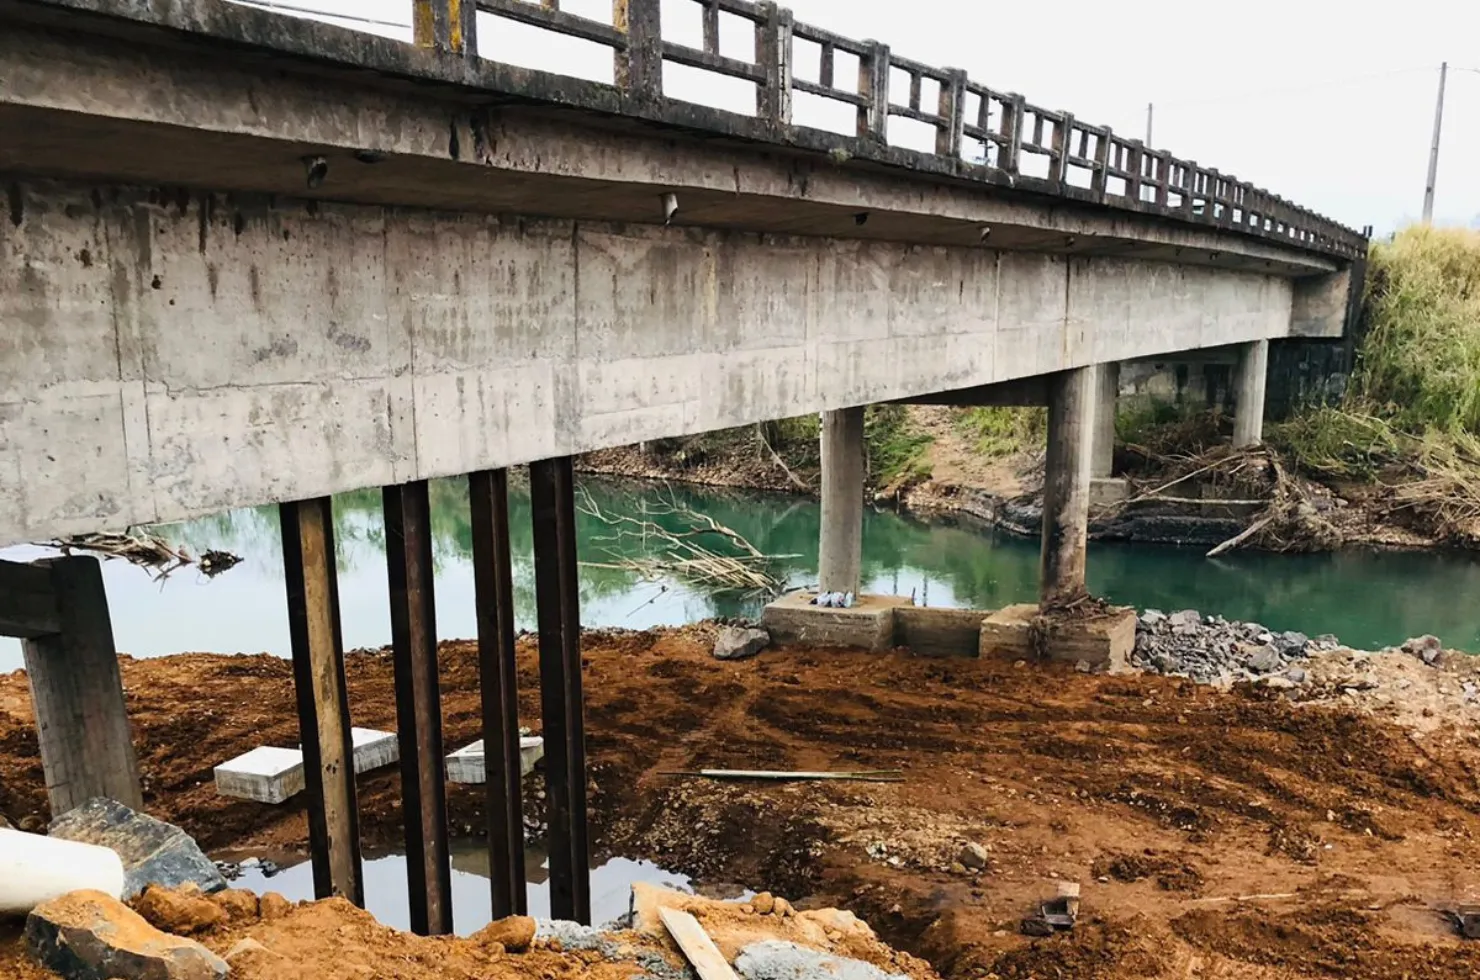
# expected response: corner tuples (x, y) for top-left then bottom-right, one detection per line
(21, 557), (142, 816)
(281, 498), (363, 906)
(0, 558), (60, 638)
(384, 480), (453, 936)
(469, 469), (527, 918)
(659, 907), (741, 980)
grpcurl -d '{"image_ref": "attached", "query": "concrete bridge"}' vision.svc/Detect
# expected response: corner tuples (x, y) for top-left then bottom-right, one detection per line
(0, 0), (1365, 937)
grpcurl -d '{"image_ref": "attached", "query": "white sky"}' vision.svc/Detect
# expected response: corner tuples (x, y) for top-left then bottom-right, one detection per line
(233, 0), (1480, 234)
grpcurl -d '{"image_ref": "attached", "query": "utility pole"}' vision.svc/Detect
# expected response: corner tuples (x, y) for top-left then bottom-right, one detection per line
(1145, 102), (1154, 145)
(1423, 62), (1447, 223)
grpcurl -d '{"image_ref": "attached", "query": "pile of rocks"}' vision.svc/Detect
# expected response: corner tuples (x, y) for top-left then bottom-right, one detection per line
(1131, 609), (1340, 687)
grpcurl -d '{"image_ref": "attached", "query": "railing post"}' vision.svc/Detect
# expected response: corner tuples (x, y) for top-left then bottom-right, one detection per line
(414, 0), (478, 57)
(1206, 167), (1223, 224)
(1050, 112), (1074, 186)
(857, 41), (890, 142)
(755, 2), (793, 133)
(614, 0), (663, 101)
(999, 95), (1024, 174)
(936, 68), (967, 159)
(1181, 162), (1196, 217)
(1091, 127), (1110, 200)
(1126, 139), (1145, 204)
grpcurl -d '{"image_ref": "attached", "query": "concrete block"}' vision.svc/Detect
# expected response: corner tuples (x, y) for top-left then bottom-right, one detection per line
(213, 748), (305, 805)
(760, 593), (914, 652)
(978, 604), (1136, 672)
(1089, 477), (1129, 509)
(445, 736), (545, 785)
(893, 607), (988, 658)
(215, 728), (395, 805)
(346, 728), (399, 775)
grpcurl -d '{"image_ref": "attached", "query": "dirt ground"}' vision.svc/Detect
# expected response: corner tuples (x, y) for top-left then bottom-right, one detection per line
(5, 628), (1480, 978)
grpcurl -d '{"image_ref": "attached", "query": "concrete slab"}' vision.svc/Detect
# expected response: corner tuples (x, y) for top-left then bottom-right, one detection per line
(213, 747), (305, 805)
(215, 728), (397, 805)
(893, 607), (988, 658)
(1089, 477), (1129, 509)
(760, 593), (914, 652)
(346, 727), (399, 775)
(445, 736), (545, 785)
(979, 603), (1137, 672)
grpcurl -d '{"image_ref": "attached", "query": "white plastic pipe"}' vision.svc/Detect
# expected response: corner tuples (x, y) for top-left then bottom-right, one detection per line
(0, 828), (126, 915)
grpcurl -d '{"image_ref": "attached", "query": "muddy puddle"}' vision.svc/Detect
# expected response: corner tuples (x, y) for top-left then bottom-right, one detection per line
(219, 842), (751, 933)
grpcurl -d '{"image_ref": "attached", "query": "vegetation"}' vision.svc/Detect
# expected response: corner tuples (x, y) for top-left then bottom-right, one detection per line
(864, 405), (933, 487)
(955, 407), (1046, 457)
(1351, 224), (1480, 435)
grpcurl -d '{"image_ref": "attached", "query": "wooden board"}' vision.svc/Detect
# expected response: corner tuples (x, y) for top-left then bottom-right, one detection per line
(658, 907), (740, 980)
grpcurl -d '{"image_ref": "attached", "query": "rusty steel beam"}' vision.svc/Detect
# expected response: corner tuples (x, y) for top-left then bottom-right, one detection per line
(280, 497), (363, 906)
(384, 480), (453, 936)
(528, 456), (590, 924)
(469, 469), (528, 918)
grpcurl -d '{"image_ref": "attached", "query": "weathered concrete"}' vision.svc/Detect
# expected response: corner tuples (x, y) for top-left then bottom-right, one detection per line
(1041, 368), (1096, 603)
(1233, 340), (1270, 448)
(1091, 362), (1120, 479)
(761, 594), (912, 652)
(978, 604), (1136, 671)
(893, 607), (989, 658)
(444, 737), (545, 786)
(818, 408), (866, 596)
(0, 178), (1309, 546)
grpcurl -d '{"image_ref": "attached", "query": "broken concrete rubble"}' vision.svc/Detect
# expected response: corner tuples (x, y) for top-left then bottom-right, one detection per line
(26, 889), (228, 980)
(49, 799), (225, 899)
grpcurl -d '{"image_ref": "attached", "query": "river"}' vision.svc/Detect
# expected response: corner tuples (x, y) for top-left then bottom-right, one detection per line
(3, 476), (1478, 672)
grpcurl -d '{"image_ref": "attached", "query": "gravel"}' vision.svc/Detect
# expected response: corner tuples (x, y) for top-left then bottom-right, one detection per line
(1132, 609), (1341, 687)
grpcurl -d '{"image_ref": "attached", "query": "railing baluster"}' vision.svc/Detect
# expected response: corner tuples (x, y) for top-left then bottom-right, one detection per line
(1050, 112), (1073, 186)
(614, 0), (662, 100)
(1000, 95), (1024, 174)
(701, 0), (720, 55)
(755, 1), (792, 132)
(415, 0), (478, 57)
(937, 68), (966, 159)
(1091, 128), (1110, 200)
(857, 41), (889, 141)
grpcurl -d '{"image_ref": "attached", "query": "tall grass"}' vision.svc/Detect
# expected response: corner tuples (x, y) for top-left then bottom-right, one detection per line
(956, 407), (1046, 457)
(1355, 225), (1480, 435)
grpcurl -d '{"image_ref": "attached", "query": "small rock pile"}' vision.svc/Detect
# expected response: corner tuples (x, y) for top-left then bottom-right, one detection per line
(1132, 609), (1340, 687)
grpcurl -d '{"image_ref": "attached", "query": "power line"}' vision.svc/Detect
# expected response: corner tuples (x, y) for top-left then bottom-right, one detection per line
(225, 0), (412, 31)
(1154, 65), (1433, 110)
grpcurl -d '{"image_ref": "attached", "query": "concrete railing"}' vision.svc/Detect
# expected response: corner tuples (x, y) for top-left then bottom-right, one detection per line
(400, 0), (1367, 258)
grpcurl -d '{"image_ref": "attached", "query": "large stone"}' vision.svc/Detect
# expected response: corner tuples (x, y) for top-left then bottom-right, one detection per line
(1401, 635), (1444, 665)
(26, 889), (228, 980)
(712, 627), (771, 661)
(472, 915), (537, 953)
(49, 799), (226, 898)
(129, 885), (226, 936)
(736, 940), (909, 980)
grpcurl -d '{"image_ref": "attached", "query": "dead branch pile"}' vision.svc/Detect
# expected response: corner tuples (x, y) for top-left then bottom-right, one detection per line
(41, 530), (242, 580)
(1376, 437), (1480, 547)
(1112, 444), (1341, 557)
(577, 487), (796, 598)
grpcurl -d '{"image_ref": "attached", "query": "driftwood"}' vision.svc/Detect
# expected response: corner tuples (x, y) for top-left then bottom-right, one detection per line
(754, 423), (812, 492)
(578, 487), (795, 598)
(40, 530), (242, 581)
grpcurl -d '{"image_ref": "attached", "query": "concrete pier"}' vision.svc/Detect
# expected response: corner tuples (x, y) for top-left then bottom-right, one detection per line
(1041, 368), (1095, 603)
(1092, 362), (1120, 479)
(818, 408), (866, 595)
(1233, 340), (1270, 448)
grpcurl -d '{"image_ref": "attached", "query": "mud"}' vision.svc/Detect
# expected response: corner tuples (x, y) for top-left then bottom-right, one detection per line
(4, 627), (1480, 978)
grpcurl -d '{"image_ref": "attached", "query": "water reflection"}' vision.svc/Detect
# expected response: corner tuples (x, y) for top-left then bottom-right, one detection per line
(227, 843), (692, 933)
(2, 476), (1478, 672)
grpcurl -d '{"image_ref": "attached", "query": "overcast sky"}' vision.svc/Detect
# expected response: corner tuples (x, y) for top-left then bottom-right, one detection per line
(235, 0), (1480, 234)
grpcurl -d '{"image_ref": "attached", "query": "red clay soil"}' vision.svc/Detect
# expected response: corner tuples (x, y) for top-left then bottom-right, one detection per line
(4, 627), (1480, 978)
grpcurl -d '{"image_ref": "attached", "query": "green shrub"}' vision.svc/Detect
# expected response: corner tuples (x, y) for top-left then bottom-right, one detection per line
(865, 405), (933, 485)
(956, 407), (1046, 457)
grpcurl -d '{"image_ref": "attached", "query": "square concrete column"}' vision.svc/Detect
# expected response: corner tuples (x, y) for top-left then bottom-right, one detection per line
(1233, 339), (1269, 448)
(1041, 367), (1095, 604)
(818, 407), (866, 595)
(1091, 362), (1119, 479)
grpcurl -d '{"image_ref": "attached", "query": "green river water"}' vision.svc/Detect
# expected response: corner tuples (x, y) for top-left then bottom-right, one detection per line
(2, 476), (1477, 672)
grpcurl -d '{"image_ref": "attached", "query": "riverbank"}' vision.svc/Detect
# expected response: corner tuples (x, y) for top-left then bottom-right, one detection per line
(4, 626), (1480, 977)
(577, 406), (1453, 553)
